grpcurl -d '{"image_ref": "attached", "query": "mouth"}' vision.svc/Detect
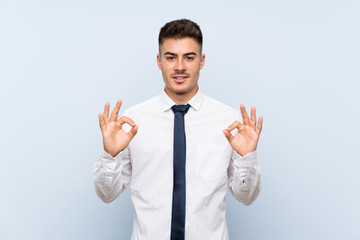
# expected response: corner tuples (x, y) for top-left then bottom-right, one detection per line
(172, 75), (189, 83)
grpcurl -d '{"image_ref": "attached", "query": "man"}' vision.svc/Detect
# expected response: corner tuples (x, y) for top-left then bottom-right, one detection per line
(93, 19), (263, 240)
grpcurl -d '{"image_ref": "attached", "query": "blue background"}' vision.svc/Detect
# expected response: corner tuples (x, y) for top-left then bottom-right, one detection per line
(1, 0), (359, 239)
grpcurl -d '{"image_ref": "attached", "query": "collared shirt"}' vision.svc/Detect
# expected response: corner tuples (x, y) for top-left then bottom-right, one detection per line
(93, 89), (261, 240)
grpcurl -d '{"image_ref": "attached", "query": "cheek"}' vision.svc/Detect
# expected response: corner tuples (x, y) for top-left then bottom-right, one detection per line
(161, 66), (172, 79)
(189, 65), (200, 75)
(162, 63), (172, 73)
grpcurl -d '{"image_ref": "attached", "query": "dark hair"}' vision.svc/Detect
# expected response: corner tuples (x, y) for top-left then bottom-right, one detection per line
(158, 19), (203, 52)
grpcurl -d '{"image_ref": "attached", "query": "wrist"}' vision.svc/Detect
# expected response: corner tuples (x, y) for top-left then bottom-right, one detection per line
(104, 147), (121, 158)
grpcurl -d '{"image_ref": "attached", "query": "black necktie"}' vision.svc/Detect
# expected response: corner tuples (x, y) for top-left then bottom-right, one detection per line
(170, 104), (190, 240)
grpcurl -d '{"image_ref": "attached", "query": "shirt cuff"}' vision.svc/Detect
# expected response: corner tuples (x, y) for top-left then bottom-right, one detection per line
(101, 150), (125, 162)
(98, 150), (127, 172)
(232, 150), (258, 168)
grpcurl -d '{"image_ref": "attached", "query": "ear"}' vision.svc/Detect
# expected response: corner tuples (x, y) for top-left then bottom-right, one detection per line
(157, 54), (162, 70)
(200, 53), (205, 70)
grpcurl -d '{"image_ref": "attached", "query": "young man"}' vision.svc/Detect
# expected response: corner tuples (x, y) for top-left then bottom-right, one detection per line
(93, 19), (263, 240)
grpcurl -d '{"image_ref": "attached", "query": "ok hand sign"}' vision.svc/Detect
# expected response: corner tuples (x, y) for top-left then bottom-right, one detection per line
(223, 104), (263, 156)
(98, 99), (138, 157)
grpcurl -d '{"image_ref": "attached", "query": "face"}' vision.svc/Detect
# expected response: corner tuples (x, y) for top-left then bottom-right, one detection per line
(157, 37), (205, 102)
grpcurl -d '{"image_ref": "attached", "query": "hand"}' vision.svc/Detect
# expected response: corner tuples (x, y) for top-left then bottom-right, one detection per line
(223, 104), (263, 156)
(98, 99), (138, 157)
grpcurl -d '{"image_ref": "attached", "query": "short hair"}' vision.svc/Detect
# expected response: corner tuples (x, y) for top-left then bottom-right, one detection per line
(158, 19), (203, 52)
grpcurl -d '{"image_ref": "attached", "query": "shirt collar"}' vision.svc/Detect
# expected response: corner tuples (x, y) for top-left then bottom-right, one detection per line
(160, 88), (203, 112)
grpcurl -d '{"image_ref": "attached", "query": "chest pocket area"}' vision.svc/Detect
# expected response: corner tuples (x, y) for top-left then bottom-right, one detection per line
(195, 144), (231, 183)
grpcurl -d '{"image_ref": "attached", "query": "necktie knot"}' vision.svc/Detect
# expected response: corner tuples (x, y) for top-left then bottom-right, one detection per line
(171, 104), (190, 114)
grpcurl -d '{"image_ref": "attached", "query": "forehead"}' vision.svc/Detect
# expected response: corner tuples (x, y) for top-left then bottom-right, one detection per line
(160, 37), (200, 54)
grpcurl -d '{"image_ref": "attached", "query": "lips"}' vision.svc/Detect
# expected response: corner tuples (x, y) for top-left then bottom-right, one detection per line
(172, 75), (189, 83)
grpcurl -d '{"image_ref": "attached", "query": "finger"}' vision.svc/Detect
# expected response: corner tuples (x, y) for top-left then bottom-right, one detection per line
(250, 106), (256, 129)
(223, 129), (234, 142)
(118, 116), (136, 126)
(226, 121), (243, 131)
(103, 102), (110, 123)
(240, 104), (250, 125)
(110, 99), (122, 121)
(127, 124), (139, 140)
(98, 113), (105, 129)
(256, 116), (263, 134)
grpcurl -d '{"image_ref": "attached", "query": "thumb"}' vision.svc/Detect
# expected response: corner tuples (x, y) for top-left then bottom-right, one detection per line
(127, 125), (139, 140)
(223, 129), (234, 142)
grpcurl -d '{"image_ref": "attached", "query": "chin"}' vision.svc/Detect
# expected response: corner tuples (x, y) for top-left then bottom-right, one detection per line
(174, 87), (198, 96)
(172, 85), (192, 93)
(165, 80), (198, 96)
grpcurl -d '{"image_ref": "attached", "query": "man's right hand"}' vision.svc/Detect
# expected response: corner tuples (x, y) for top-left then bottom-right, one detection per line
(98, 99), (138, 157)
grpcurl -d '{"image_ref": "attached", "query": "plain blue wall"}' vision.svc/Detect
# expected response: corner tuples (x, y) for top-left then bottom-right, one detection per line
(1, 0), (359, 239)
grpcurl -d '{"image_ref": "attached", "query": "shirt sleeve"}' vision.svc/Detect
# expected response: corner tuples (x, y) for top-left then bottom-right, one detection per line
(227, 150), (261, 206)
(92, 148), (132, 203)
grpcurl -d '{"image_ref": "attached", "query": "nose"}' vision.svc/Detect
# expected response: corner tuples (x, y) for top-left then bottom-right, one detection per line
(174, 58), (186, 72)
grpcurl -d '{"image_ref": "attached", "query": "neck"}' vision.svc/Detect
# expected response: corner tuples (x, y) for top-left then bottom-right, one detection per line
(165, 86), (199, 105)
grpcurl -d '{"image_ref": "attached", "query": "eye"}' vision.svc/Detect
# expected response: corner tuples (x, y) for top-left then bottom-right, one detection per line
(185, 56), (194, 61)
(166, 56), (175, 60)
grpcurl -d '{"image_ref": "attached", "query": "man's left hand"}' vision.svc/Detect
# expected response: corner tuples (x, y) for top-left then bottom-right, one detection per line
(223, 104), (263, 156)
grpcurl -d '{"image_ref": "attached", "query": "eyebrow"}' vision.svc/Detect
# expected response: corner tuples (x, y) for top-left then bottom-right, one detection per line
(164, 52), (197, 56)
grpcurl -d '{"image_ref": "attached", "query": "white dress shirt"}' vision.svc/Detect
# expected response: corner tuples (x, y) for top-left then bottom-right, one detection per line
(93, 89), (261, 240)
